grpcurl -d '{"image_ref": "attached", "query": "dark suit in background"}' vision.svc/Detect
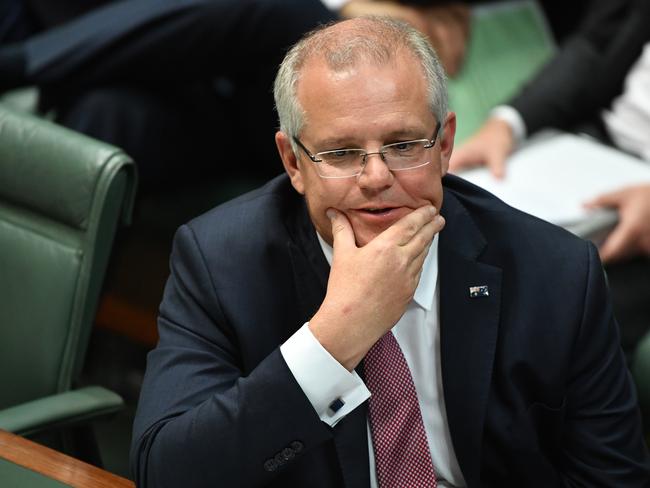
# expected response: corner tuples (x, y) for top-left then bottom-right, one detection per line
(131, 174), (650, 487)
(508, 0), (650, 358)
(508, 0), (645, 138)
(4, 0), (626, 188)
(2, 0), (601, 190)
(0, 0), (337, 188)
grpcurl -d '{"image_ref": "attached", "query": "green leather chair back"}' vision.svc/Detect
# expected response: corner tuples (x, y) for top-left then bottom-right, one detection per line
(0, 104), (137, 410)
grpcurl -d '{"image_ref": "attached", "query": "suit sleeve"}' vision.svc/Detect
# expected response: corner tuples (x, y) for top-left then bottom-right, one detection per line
(509, 0), (633, 135)
(20, 0), (336, 87)
(559, 242), (650, 486)
(130, 224), (333, 488)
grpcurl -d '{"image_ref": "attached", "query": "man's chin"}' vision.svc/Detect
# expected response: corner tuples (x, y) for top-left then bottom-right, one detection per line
(351, 227), (385, 247)
(349, 207), (415, 246)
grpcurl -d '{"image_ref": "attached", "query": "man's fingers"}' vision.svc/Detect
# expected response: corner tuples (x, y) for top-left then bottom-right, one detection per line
(585, 189), (625, 209)
(449, 145), (483, 172)
(450, 144), (506, 178)
(328, 209), (355, 252)
(599, 223), (633, 263)
(410, 240), (432, 274)
(386, 205), (437, 246)
(486, 151), (507, 179)
(402, 214), (445, 258)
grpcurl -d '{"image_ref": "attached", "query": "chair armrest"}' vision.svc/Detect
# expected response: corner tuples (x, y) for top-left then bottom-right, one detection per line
(0, 386), (124, 436)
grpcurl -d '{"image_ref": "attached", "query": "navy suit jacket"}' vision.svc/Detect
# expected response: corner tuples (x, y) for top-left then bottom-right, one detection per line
(131, 174), (650, 487)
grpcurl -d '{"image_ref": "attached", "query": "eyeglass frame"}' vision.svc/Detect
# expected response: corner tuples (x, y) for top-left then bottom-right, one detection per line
(292, 121), (442, 178)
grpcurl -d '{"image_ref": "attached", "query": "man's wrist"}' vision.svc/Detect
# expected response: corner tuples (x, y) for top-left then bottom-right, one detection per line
(280, 323), (370, 427)
(489, 105), (527, 146)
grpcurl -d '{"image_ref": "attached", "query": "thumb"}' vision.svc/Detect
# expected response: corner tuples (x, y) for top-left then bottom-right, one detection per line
(599, 223), (632, 263)
(327, 209), (355, 252)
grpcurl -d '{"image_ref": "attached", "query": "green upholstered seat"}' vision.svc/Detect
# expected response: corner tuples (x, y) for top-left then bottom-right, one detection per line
(0, 104), (137, 449)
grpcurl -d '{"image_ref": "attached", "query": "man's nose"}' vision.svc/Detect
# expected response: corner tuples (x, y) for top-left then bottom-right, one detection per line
(357, 152), (393, 189)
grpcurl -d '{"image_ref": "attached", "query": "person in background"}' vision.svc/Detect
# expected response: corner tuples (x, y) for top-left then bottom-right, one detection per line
(448, 0), (650, 357)
(0, 0), (470, 189)
(131, 17), (649, 488)
(449, 0), (643, 179)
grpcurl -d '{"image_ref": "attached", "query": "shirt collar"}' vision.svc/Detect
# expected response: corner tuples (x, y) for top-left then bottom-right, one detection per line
(315, 231), (439, 312)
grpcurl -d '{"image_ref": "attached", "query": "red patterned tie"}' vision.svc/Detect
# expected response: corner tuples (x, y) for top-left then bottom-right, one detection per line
(363, 331), (437, 488)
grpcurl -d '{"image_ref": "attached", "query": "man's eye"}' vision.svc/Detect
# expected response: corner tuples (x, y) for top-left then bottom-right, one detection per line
(393, 142), (416, 152)
(324, 149), (354, 160)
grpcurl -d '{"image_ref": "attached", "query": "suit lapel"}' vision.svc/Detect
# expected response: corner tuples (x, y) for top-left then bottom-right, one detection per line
(286, 198), (329, 321)
(439, 189), (502, 488)
(286, 198), (370, 488)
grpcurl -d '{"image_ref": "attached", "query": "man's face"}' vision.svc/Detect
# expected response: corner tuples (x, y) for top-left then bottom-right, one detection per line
(276, 52), (456, 247)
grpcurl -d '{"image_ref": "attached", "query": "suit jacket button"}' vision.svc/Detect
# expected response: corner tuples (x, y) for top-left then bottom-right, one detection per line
(290, 441), (304, 453)
(264, 459), (278, 472)
(282, 447), (295, 461)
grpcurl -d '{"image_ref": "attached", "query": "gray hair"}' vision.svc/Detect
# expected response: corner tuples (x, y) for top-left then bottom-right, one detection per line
(273, 17), (448, 147)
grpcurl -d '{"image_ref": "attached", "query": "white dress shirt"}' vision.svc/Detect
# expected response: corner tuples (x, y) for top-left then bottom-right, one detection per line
(495, 42), (650, 162)
(490, 105), (527, 146)
(281, 232), (465, 488)
(602, 42), (650, 162)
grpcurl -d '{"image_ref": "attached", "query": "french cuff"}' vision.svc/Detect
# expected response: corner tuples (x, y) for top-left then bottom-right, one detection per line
(490, 105), (527, 146)
(320, 0), (349, 11)
(281, 323), (370, 427)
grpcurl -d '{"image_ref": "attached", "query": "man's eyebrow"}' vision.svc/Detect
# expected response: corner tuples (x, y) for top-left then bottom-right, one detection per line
(315, 128), (430, 149)
(382, 128), (430, 141)
(316, 137), (356, 149)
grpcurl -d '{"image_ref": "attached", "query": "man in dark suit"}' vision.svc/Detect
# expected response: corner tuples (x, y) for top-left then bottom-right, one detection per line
(1, 0), (338, 187)
(131, 17), (650, 487)
(449, 0), (650, 359)
(449, 0), (643, 177)
(0, 0), (470, 188)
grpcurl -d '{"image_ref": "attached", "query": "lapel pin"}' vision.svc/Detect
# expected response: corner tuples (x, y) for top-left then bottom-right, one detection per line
(469, 285), (489, 298)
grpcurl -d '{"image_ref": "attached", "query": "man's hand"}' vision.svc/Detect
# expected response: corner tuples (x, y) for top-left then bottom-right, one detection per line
(585, 184), (650, 263)
(309, 205), (444, 371)
(340, 1), (470, 77)
(449, 118), (514, 178)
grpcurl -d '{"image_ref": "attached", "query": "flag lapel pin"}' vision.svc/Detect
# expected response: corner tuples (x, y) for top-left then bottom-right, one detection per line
(469, 285), (489, 298)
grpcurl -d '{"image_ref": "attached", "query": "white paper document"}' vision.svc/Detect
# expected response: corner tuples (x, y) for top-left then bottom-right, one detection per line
(460, 131), (650, 236)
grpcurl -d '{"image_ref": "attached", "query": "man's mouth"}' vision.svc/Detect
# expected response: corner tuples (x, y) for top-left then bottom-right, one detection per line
(361, 207), (395, 215)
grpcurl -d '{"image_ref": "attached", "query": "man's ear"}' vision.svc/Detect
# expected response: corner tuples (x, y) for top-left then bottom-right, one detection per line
(276, 131), (305, 194)
(439, 112), (457, 176)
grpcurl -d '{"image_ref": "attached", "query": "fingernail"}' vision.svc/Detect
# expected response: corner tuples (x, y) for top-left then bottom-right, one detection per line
(326, 209), (336, 220)
(435, 215), (445, 225)
(429, 206), (437, 216)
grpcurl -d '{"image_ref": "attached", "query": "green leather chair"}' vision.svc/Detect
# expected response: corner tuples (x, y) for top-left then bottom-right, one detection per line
(0, 104), (137, 459)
